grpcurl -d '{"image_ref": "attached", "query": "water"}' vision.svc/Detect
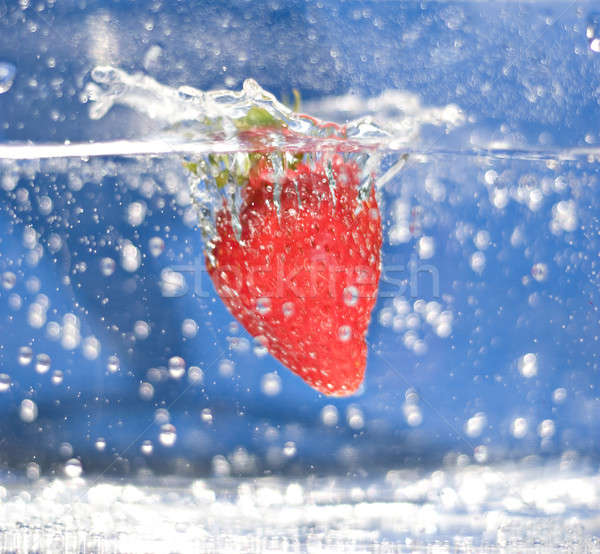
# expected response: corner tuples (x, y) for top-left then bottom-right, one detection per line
(1, 1), (600, 551)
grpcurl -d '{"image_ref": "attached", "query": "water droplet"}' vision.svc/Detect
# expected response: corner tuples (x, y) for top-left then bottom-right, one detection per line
(64, 458), (83, 478)
(261, 372), (282, 396)
(35, 353), (51, 374)
(18, 346), (33, 366)
(256, 297), (271, 315)
(168, 356), (186, 379)
(159, 423), (177, 447)
(0, 62), (16, 94)
(19, 399), (38, 423)
(343, 285), (359, 307)
(338, 325), (352, 342)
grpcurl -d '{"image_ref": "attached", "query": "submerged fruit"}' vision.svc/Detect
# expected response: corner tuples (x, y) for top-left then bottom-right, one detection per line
(207, 154), (382, 396)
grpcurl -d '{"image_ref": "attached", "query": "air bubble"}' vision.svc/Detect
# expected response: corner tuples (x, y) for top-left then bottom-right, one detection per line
(51, 370), (63, 385)
(473, 230), (490, 250)
(511, 417), (528, 439)
(127, 201), (147, 226)
(343, 285), (359, 307)
(121, 241), (141, 272)
(159, 424), (177, 447)
(134, 320), (150, 340)
(261, 372), (282, 396)
(201, 408), (213, 423)
(283, 441), (297, 457)
(0, 62), (16, 94)
(346, 405), (365, 430)
(219, 359), (235, 377)
(19, 399), (38, 423)
(139, 382), (154, 400)
(282, 301), (295, 318)
(100, 257), (116, 277)
(95, 437), (107, 451)
(518, 353), (538, 378)
(531, 263), (548, 282)
(538, 419), (555, 439)
(321, 405), (339, 426)
(188, 366), (204, 384)
(470, 251), (486, 273)
(64, 458), (83, 479)
(182, 318), (198, 338)
(465, 412), (487, 438)
(2, 271), (16, 290)
(141, 440), (154, 455)
(107, 355), (120, 373)
(586, 13), (600, 52)
(18, 346), (33, 366)
(148, 236), (165, 257)
(418, 236), (435, 259)
(256, 297), (271, 315)
(338, 325), (352, 342)
(552, 387), (567, 404)
(0, 374), (11, 392)
(82, 336), (101, 360)
(35, 353), (51, 374)
(168, 356), (186, 379)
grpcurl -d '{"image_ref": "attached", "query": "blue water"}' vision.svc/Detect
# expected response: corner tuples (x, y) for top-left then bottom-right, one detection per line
(0, 1), (599, 550)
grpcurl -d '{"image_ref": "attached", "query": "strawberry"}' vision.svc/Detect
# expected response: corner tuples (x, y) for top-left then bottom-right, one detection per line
(206, 153), (382, 396)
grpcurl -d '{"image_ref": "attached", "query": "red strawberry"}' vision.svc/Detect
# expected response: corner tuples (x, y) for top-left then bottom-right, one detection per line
(206, 154), (382, 396)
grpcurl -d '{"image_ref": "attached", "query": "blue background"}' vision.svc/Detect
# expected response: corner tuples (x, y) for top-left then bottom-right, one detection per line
(0, 1), (599, 477)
